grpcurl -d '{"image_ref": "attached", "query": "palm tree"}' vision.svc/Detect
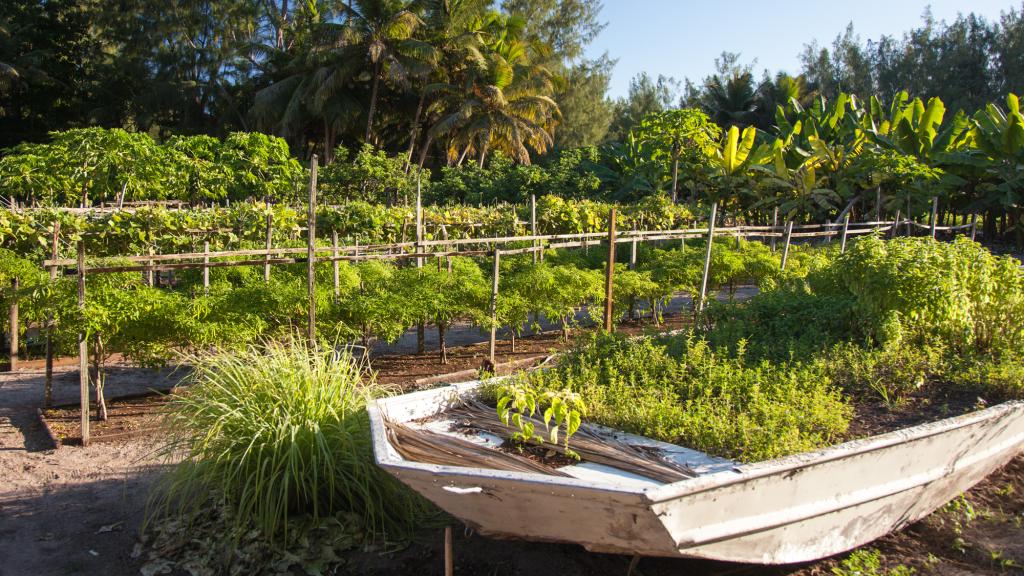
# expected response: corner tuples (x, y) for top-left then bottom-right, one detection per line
(337, 0), (437, 144)
(700, 71), (759, 128)
(425, 13), (560, 167)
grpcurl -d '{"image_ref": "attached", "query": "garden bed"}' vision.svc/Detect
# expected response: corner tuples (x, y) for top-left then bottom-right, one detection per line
(40, 391), (173, 446)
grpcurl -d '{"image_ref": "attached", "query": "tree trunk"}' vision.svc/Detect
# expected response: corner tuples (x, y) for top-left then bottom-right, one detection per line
(277, 0), (289, 49)
(92, 338), (107, 422)
(417, 322), (425, 354)
(438, 321), (447, 364)
(417, 134), (434, 169)
(510, 330), (516, 353)
(405, 87), (427, 173)
(366, 62), (382, 143)
(670, 150), (680, 203)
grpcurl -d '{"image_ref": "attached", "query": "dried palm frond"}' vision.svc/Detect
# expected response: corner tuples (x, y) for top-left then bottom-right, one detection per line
(384, 419), (570, 477)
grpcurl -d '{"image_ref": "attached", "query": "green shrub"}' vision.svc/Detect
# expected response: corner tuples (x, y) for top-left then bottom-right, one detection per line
(151, 339), (430, 540)
(825, 342), (949, 407)
(512, 333), (852, 462)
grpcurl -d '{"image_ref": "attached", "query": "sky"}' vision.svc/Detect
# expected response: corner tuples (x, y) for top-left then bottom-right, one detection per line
(585, 0), (1021, 99)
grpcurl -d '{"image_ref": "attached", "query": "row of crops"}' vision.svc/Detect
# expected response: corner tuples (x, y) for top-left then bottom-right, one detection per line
(0, 196), (695, 259)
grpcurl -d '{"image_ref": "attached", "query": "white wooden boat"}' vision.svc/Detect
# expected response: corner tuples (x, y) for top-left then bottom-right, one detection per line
(368, 380), (1024, 564)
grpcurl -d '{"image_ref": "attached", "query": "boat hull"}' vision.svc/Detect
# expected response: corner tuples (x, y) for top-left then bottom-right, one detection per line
(369, 382), (1024, 564)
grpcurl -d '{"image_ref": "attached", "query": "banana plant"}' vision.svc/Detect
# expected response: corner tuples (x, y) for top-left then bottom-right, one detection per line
(970, 93), (1024, 242)
(707, 125), (768, 207)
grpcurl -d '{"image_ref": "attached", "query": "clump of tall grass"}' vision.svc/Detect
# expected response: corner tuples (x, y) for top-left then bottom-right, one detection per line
(149, 337), (430, 540)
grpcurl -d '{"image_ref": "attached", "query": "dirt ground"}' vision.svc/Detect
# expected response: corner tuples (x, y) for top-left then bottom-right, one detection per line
(2, 292), (1022, 576)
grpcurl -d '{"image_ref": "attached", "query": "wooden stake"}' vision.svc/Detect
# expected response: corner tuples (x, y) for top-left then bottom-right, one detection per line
(891, 210), (901, 239)
(930, 196), (938, 239)
(8, 277), (18, 372)
(603, 208), (617, 332)
(415, 172), (423, 269)
(45, 222), (60, 407)
(264, 212), (273, 283)
(530, 194), (538, 264)
(770, 207), (779, 252)
(77, 240), (89, 447)
(488, 250), (500, 364)
(970, 213), (978, 242)
(696, 202), (717, 315)
(202, 240), (210, 295)
(780, 221), (794, 271)
(444, 526), (454, 576)
(629, 238), (638, 270)
(332, 230), (340, 299)
(147, 245), (155, 286)
(839, 213), (850, 253)
(308, 155), (318, 348)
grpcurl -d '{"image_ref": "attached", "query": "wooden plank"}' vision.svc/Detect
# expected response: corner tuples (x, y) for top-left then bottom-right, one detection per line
(697, 203), (717, 315)
(77, 241), (89, 447)
(604, 208), (617, 332)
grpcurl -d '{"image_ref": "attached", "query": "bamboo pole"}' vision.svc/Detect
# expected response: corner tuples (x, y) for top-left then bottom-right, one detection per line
(930, 197), (939, 239)
(696, 203), (717, 315)
(77, 241), (89, 447)
(44, 222), (60, 407)
(839, 213), (850, 253)
(264, 212), (273, 283)
(308, 155), (318, 348)
(202, 240), (210, 295)
(8, 278), (18, 372)
(780, 221), (794, 271)
(603, 208), (617, 332)
(488, 249), (500, 364)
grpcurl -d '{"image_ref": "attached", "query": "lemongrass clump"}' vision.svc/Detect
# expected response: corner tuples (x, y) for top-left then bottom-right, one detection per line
(149, 337), (430, 540)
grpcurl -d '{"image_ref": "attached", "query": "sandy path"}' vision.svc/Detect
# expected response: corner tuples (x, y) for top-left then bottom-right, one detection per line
(0, 366), (182, 576)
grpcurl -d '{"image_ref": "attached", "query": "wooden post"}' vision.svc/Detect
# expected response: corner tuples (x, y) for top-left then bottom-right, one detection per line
(970, 213), (978, 242)
(415, 172), (425, 355)
(891, 210), (901, 239)
(530, 194), (538, 264)
(77, 241), (90, 447)
(603, 208), (617, 332)
(44, 222), (60, 407)
(780, 221), (794, 271)
(264, 212), (273, 283)
(332, 230), (340, 299)
(839, 213), (850, 253)
(629, 238), (638, 270)
(307, 155), (318, 348)
(444, 526), (454, 576)
(930, 196), (938, 239)
(8, 278), (18, 372)
(906, 197), (912, 236)
(146, 245), (155, 286)
(770, 207), (778, 252)
(488, 250), (500, 364)
(696, 203), (718, 315)
(202, 240), (210, 295)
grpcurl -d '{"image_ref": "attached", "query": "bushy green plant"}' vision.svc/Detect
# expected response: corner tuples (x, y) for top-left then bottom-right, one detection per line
(512, 333), (852, 462)
(151, 339), (430, 540)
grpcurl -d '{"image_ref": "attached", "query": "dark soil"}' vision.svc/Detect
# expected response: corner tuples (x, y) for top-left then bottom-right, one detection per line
(845, 384), (990, 440)
(43, 393), (171, 446)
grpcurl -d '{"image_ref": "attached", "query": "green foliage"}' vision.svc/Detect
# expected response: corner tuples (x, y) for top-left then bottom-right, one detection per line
(319, 145), (423, 205)
(512, 333), (852, 462)
(151, 339), (431, 540)
(832, 549), (916, 576)
(495, 381), (585, 455)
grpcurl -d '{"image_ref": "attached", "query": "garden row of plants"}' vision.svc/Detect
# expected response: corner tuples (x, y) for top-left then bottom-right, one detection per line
(138, 234), (1024, 575)
(3, 90), (1022, 244)
(0, 195), (694, 260)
